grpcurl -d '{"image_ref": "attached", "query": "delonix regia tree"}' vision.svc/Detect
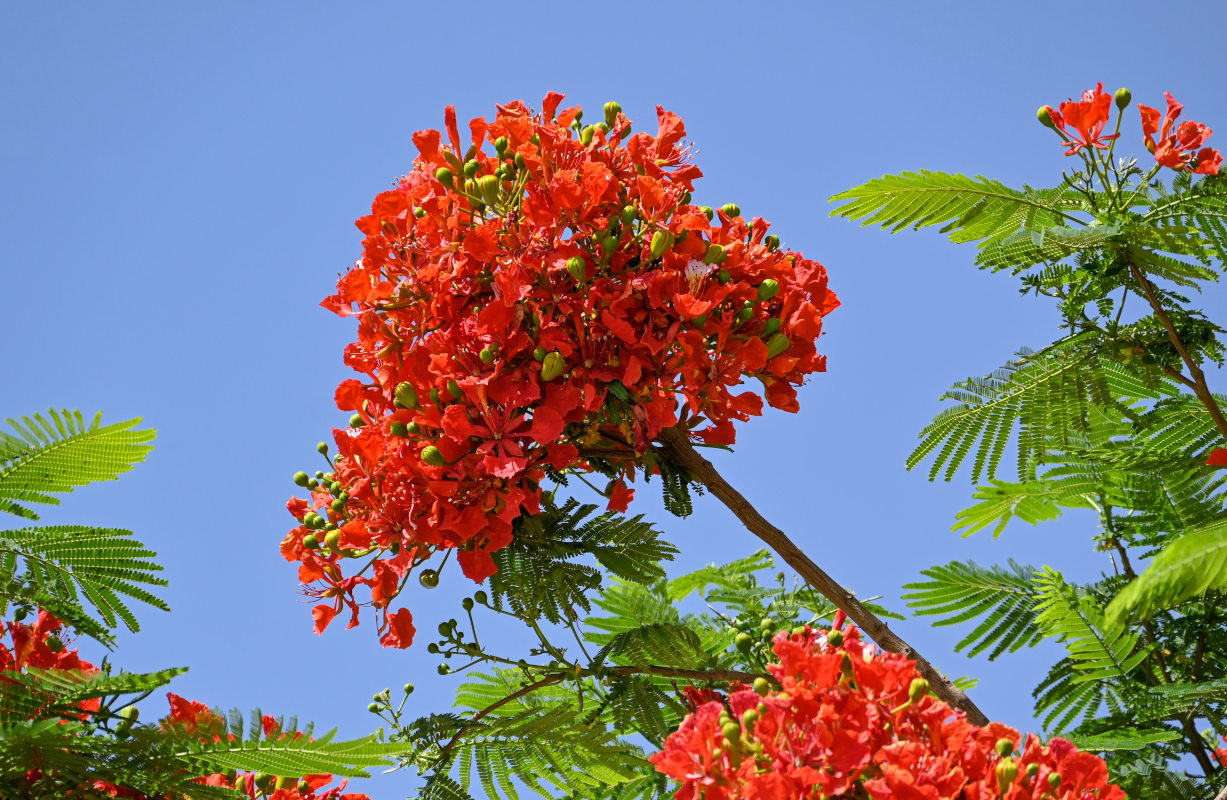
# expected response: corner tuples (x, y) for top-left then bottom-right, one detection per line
(284, 93), (1143, 798)
(0, 409), (401, 799)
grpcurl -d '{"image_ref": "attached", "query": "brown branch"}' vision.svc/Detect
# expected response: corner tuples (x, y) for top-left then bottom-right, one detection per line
(441, 664), (767, 754)
(1130, 263), (1227, 442)
(655, 426), (989, 726)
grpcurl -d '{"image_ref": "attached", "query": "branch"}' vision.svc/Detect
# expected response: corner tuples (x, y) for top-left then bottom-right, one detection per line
(1130, 263), (1227, 442)
(655, 426), (990, 726)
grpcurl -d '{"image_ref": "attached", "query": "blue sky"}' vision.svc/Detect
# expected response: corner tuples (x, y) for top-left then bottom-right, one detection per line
(3, 2), (1226, 796)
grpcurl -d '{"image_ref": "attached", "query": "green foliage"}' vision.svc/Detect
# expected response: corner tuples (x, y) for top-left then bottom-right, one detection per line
(1107, 518), (1227, 622)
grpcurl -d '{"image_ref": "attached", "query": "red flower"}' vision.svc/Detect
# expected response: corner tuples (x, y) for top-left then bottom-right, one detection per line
(289, 94), (838, 647)
(1208, 448), (1227, 467)
(1045, 83), (1120, 155)
(1140, 92), (1221, 174)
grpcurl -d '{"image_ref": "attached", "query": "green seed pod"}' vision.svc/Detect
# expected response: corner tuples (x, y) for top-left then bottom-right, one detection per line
(494, 136), (509, 156)
(763, 318), (781, 336)
(419, 569), (440, 588)
(996, 758), (1019, 794)
(474, 590), (488, 605)
(447, 379), (462, 399)
(368, 702), (381, 713)
(317, 441), (329, 454)
(766, 333), (790, 358)
(1115, 87), (1131, 109)
(703, 243), (725, 265)
(119, 705), (140, 722)
(541, 351), (566, 381)
(462, 597), (474, 611)
(421, 446), (448, 467)
(621, 205), (636, 225)
(479, 174), (499, 205)
(753, 677), (771, 696)
(435, 167), (455, 188)
(533, 347), (547, 362)
(349, 413), (364, 428)
(294, 471), (310, 487)
(995, 738), (1014, 758)
(1037, 106), (1056, 128)
(721, 203), (741, 217)
(649, 230), (671, 259)
(826, 628), (843, 647)
(566, 256), (586, 282)
(390, 421), (409, 438)
(764, 234), (780, 251)
(734, 632), (754, 651)
(908, 677), (930, 702)
(302, 534), (319, 549)
(324, 529), (342, 550)
(757, 279), (780, 301)
(603, 101), (622, 126)
(462, 159), (480, 178)
(479, 347), (495, 364)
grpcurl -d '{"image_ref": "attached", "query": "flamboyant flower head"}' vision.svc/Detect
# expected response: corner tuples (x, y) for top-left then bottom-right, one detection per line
(285, 95), (839, 646)
(1140, 92), (1221, 174)
(651, 626), (1126, 800)
(1044, 82), (1120, 156)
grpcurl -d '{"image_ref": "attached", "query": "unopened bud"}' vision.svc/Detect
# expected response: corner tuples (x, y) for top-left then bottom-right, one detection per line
(763, 318), (781, 336)
(995, 738), (1014, 758)
(699, 205), (714, 220)
(533, 347), (547, 362)
(390, 421), (409, 438)
(721, 203), (741, 217)
(703, 243), (725, 265)
(566, 256), (586, 282)
(419, 569), (440, 588)
(479, 174), (499, 205)
(1114, 87), (1131, 109)
(1037, 106), (1056, 128)
(119, 706), (140, 722)
(621, 205), (636, 225)
(447, 379), (463, 400)
(649, 230), (672, 259)
(753, 677), (770, 696)
(580, 125), (595, 146)
(435, 167), (455, 188)
(757, 279), (780, 301)
(996, 758), (1019, 793)
(421, 446), (448, 467)
(603, 101), (622, 127)
(479, 347), (495, 364)
(494, 136), (508, 155)
(541, 351), (566, 381)
(766, 333), (789, 358)
(1047, 773), (1061, 789)
(908, 678), (930, 703)
(764, 234), (780, 251)
(826, 628), (843, 647)
(324, 529), (342, 550)
(317, 441), (329, 454)
(462, 159), (480, 178)
(294, 471), (310, 487)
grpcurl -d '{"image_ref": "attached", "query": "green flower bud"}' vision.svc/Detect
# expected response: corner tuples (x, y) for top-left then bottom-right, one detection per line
(394, 382), (419, 409)
(826, 628), (843, 647)
(302, 534), (319, 549)
(1115, 87), (1131, 109)
(315, 470), (324, 479)
(734, 632), (754, 651)
(115, 721), (132, 738)
(766, 333), (789, 358)
(474, 590), (488, 605)
(479, 347), (495, 364)
(752, 677), (771, 696)
(735, 307), (753, 326)
(621, 205), (636, 225)
(566, 256), (586, 282)
(996, 758), (1019, 794)
(908, 678), (930, 703)
(703, 243), (725, 265)
(462, 159), (480, 178)
(437, 663), (450, 675)
(317, 441), (329, 454)
(307, 478), (319, 489)
(649, 230), (672, 259)
(692, 313), (707, 328)
(995, 738), (1014, 758)
(721, 203), (741, 217)
(404, 682), (415, 694)
(407, 422), (420, 434)
(1048, 773), (1062, 789)
(119, 705), (140, 722)
(330, 498), (345, 512)
(298, 779), (311, 794)
(367, 702), (381, 713)
(541, 351), (566, 381)
(324, 529), (342, 550)
(349, 413), (365, 428)
(390, 421), (409, 438)
(435, 167), (454, 188)
(429, 387), (441, 405)
(413, 206), (427, 218)
(419, 569), (440, 589)
(741, 709), (758, 724)
(717, 269), (731, 284)
(421, 446), (448, 467)
(603, 101), (622, 126)
(255, 774), (274, 793)
(763, 318), (781, 336)
(294, 471), (310, 487)
(759, 618), (776, 633)
(1037, 106), (1056, 129)
(580, 125), (595, 146)
(427, 642), (440, 653)
(447, 379), (462, 400)
(494, 136), (509, 155)
(514, 152), (527, 170)
(699, 205), (714, 220)
(721, 721), (742, 740)
(479, 174), (499, 205)
(764, 234), (780, 251)
(462, 597), (474, 611)
(530, 133), (541, 146)
(1026, 763), (1039, 778)
(533, 347), (547, 362)
(757, 279), (780, 301)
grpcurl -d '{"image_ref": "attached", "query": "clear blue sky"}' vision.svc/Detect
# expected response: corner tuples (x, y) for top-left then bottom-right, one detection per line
(3, 2), (1226, 796)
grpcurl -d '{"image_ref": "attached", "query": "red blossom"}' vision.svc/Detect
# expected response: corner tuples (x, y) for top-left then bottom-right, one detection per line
(1044, 83), (1120, 156)
(288, 94), (838, 647)
(1140, 92), (1221, 174)
(651, 626), (1125, 800)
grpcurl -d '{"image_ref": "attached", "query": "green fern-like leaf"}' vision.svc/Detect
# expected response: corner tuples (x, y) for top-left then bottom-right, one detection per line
(902, 560), (1045, 659)
(1067, 727), (1181, 752)
(1107, 518), (1227, 623)
(952, 478), (1099, 537)
(1034, 568), (1153, 682)
(0, 410), (155, 520)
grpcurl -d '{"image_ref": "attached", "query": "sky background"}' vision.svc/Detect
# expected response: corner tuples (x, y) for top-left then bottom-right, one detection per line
(3, 2), (1226, 796)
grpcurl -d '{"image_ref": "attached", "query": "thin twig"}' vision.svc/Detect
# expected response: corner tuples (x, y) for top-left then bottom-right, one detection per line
(655, 426), (989, 726)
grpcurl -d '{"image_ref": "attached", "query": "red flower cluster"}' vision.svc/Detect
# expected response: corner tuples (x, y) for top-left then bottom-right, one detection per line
(1140, 92), (1222, 175)
(284, 94), (837, 644)
(651, 625), (1124, 800)
(1043, 82), (1121, 156)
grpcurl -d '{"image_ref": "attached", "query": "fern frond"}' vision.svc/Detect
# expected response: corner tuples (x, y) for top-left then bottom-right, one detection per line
(1033, 657), (1115, 732)
(902, 561), (1045, 659)
(952, 478), (1099, 537)
(1068, 727), (1181, 752)
(0, 410), (155, 520)
(1034, 568), (1153, 682)
(975, 222), (1122, 272)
